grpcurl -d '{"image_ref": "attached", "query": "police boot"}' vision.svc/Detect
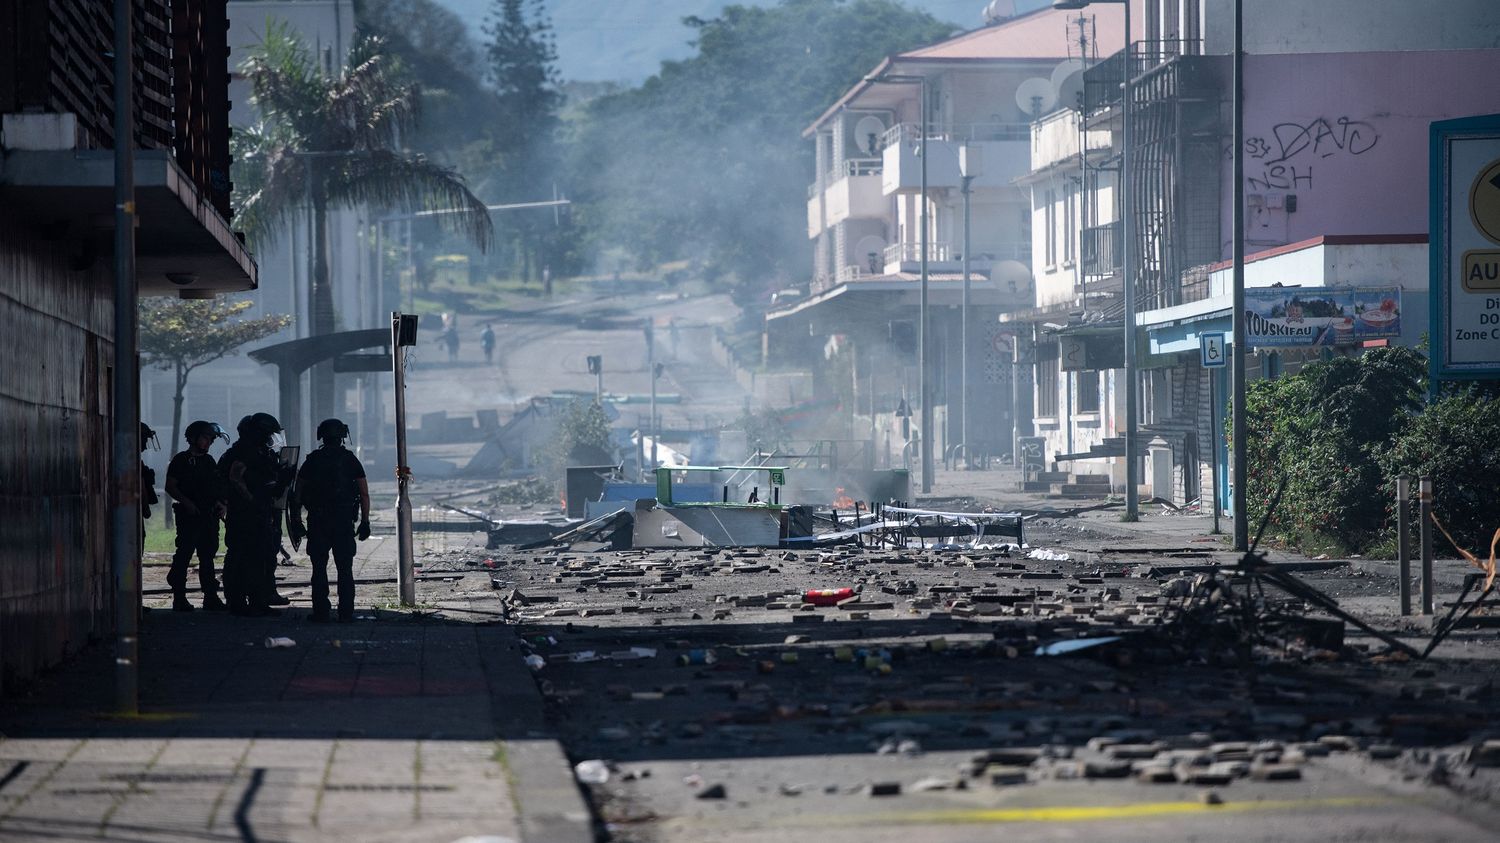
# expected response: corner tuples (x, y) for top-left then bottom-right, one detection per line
(173, 593), (194, 612)
(201, 591), (227, 611)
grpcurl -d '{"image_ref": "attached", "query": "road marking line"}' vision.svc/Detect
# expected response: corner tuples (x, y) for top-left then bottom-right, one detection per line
(879, 796), (1401, 825)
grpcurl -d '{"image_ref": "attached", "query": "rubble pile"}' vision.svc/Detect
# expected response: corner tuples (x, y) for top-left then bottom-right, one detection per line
(486, 532), (1500, 831)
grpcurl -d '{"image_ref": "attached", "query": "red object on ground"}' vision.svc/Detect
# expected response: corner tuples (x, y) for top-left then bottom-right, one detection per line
(804, 588), (855, 606)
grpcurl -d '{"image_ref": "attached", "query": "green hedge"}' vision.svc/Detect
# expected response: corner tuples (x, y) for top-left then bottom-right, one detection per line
(1379, 388), (1500, 555)
(1239, 346), (1500, 555)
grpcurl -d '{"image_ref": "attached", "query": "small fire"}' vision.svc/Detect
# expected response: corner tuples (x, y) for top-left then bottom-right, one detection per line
(831, 487), (856, 509)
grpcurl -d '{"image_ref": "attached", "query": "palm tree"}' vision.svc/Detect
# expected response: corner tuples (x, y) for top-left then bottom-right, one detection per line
(235, 23), (492, 417)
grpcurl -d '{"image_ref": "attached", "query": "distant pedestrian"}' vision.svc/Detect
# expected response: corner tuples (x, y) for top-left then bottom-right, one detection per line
(289, 418), (371, 623)
(164, 420), (229, 611)
(220, 413), (295, 617)
(443, 327), (460, 362)
(480, 324), (496, 364)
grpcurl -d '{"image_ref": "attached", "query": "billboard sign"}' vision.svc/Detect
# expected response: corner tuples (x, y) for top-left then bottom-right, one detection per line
(1432, 114), (1500, 382)
(1243, 286), (1402, 348)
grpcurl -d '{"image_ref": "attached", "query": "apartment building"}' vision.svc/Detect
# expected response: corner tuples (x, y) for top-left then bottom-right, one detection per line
(766, 2), (1124, 469)
(1017, 0), (1500, 508)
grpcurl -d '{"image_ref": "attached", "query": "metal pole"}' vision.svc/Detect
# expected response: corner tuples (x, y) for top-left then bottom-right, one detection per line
(1231, 0), (1249, 550)
(391, 312), (415, 606)
(1397, 474), (1412, 616)
(960, 175), (972, 470)
(1419, 475), (1434, 615)
(1121, 0), (1138, 520)
(919, 78), (933, 494)
(110, 0), (139, 715)
(1209, 367), (1221, 535)
(648, 324), (658, 474)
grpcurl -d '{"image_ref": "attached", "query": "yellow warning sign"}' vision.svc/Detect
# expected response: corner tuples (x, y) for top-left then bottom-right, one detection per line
(1471, 158), (1500, 246)
(1463, 250), (1500, 292)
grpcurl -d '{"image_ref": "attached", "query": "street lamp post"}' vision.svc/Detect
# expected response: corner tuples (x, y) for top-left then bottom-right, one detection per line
(1231, 0), (1249, 550)
(959, 145), (982, 468)
(1053, 0), (1136, 519)
(869, 73), (933, 493)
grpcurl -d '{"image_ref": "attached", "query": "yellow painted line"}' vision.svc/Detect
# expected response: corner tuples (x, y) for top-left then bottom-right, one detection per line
(93, 711), (195, 722)
(880, 796), (1401, 825)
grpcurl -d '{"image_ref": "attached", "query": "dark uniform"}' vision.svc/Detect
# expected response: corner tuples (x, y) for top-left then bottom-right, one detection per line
(292, 419), (369, 622)
(166, 421), (229, 611)
(220, 414), (294, 616)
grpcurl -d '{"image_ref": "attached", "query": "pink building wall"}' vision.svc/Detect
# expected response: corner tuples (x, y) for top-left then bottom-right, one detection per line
(1224, 49), (1500, 256)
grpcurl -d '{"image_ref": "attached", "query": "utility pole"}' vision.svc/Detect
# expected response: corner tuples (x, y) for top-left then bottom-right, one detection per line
(111, 0), (139, 715)
(1231, 0), (1249, 550)
(918, 79), (932, 494)
(1120, 0), (1138, 520)
(391, 312), (416, 605)
(959, 147), (979, 469)
(647, 324), (658, 474)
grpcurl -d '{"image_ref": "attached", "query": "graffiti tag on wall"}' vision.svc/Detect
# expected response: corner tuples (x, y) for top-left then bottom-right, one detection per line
(1229, 116), (1381, 193)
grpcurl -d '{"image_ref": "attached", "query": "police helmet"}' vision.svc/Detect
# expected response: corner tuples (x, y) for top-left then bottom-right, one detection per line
(236, 413), (282, 444)
(185, 420), (229, 445)
(250, 412), (283, 434)
(316, 418), (350, 446)
(139, 422), (158, 451)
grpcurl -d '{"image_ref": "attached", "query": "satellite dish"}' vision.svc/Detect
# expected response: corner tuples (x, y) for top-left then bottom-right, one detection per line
(1050, 59), (1084, 92)
(851, 116), (885, 157)
(1014, 77), (1056, 119)
(990, 259), (1032, 291)
(1056, 69), (1086, 112)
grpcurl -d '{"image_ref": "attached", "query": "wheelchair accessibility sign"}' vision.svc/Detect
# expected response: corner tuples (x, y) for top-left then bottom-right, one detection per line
(1200, 332), (1226, 368)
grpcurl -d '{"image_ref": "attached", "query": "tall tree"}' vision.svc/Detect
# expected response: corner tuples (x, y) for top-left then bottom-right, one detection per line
(139, 297), (291, 526)
(235, 23), (493, 419)
(484, 0), (564, 283)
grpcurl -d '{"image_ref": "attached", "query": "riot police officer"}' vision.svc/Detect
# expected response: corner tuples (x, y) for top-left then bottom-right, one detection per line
(220, 413), (295, 616)
(140, 423), (160, 521)
(164, 420), (229, 611)
(289, 418), (370, 623)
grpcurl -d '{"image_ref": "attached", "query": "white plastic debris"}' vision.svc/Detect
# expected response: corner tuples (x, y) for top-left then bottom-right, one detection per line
(574, 759), (611, 784)
(263, 637), (296, 649)
(1026, 547), (1071, 562)
(523, 654), (546, 671)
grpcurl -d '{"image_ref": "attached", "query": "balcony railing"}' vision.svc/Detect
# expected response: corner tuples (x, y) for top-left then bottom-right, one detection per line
(1081, 221), (1121, 277)
(881, 122), (1031, 150)
(1083, 39), (1203, 113)
(885, 241), (953, 265)
(811, 157), (883, 197)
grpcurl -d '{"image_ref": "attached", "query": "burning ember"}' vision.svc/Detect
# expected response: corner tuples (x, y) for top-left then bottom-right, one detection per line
(831, 487), (855, 509)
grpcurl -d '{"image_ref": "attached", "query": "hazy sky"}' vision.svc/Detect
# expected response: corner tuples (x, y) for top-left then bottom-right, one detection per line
(430, 0), (1032, 82)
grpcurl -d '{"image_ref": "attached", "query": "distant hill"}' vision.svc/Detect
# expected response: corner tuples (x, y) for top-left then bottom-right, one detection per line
(430, 1), (1048, 83)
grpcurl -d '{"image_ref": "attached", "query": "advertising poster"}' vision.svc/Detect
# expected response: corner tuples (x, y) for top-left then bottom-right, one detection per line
(1244, 286), (1402, 348)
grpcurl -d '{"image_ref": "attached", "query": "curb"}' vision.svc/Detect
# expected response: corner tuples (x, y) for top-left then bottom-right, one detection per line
(479, 624), (595, 843)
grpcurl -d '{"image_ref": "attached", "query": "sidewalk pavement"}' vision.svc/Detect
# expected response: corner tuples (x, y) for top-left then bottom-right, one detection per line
(0, 534), (591, 843)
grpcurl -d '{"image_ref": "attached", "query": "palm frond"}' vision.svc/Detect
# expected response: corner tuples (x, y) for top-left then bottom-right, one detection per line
(242, 20), (326, 142)
(234, 143), (308, 248)
(326, 36), (420, 150)
(327, 151), (493, 251)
